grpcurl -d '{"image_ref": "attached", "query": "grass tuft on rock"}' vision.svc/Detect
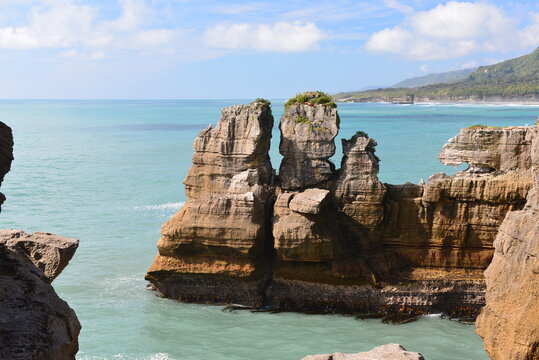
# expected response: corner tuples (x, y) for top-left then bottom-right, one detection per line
(249, 98), (271, 109)
(467, 124), (503, 129)
(285, 91), (336, 109)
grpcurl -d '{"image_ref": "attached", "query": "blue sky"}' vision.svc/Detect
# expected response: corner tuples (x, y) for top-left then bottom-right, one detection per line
(0, 0), (538, 99)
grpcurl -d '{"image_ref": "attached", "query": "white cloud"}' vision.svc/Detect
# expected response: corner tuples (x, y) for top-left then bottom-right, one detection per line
(519, 13), (539, 48)
(0, 0), (175, 56)
(419, 64), (428, 72)
(132, 29), (176, 47)
(212, 3), (266, 15)
(460, 60), (478, 69)
(59, 49), (105, 60)
(366, 1), (534, 60)
(383, 0), (413, 14)
(204, 22), (326, 52)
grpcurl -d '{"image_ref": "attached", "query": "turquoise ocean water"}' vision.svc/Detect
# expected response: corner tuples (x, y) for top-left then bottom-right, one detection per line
(1, 100), (538, 360)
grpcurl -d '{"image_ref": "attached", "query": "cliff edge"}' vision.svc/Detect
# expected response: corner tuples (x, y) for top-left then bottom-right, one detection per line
(476, 126), (539, 360)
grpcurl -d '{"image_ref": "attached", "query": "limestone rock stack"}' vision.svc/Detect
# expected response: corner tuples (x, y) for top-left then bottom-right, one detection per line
(334, 133), (386, 232)
(279, 102), (339, 190)
(146, 100), (275, 305)
(476, 126), (539, 360)
(147, 94), (537, 321)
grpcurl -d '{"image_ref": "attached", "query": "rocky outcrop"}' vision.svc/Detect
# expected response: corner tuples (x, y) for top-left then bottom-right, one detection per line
(147, 95), (536, 320)
(0, 231), (80, 360)
(0, 121), (14, 210)
(0, 229), (79, 282)
(0, 121), (80, 360)
(334, 133), (386, 232)
(279, 104), (339, 190)
(302, 344), (425, 360)
(438, 126), (534, 172)
(146, 100), (275, 305)
(476, 127), (539, 360)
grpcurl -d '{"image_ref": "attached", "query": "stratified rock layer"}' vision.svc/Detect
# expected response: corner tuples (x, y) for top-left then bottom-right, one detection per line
(476, 127), (539, 360)
(302, 344), (425, 360)
(148, 100), (536, 320)
(146, 102), (275, 305)
(0, 231), (81, 360)
(279, 104), (339, 190)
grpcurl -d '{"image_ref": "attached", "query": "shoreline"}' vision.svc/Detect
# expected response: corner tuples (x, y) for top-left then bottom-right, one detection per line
(337, 100), (539, 106)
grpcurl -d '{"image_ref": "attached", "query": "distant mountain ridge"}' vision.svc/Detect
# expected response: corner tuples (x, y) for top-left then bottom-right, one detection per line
(391, 68), (476, 88)
(335, 47), (539, 103)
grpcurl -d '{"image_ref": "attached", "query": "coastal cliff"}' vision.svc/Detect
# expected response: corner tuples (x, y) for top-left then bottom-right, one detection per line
(0, 121), (81, 359)
(146, 100), (275, 305)
(476, 126), (539, 360)
(146, 94), (534, 318)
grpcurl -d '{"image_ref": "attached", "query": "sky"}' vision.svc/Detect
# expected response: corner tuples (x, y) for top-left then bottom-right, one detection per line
(0, 0), (538, 99)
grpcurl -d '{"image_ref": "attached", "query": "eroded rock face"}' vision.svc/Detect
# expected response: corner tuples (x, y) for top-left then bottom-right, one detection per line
(438, 126), (533, 172)
(476, 127), (539, 360)
(147, 99), (536, 321)
(0, 231), (80, 360)
(302, 344), (425, 360)
(146, 101), (275, 305)
(0, 229), (79, 282)
(0, 121), (14, 209)
(334, 133), (386, 231)
(0, 121), (80, 360)
(279, 104), (339, 190)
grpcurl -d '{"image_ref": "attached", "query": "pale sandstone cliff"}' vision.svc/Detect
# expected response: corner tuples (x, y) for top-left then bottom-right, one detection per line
(147, 97), (535, 319)
(0, 121), (81, 360)
(476, 127), (539, 360)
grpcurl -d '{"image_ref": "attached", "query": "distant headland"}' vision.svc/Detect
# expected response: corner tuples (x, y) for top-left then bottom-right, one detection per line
(334, 47), (539, 104)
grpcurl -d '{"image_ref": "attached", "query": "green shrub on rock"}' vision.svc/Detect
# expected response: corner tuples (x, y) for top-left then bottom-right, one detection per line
(285, 91), (337, 109)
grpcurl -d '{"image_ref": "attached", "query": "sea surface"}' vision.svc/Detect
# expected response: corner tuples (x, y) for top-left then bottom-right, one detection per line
(1, 100), (538, 360)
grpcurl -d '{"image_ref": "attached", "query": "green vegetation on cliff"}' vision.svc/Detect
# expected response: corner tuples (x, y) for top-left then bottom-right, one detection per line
(391, 68), (475, 88)
(335, 48), (539, 102)
(285, 91), (336, 108)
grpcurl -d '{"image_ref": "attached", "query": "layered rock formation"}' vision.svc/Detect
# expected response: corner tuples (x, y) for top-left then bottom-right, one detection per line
(146, 100), (275, 305)
(0, 230), (81, 360)
(476, 127), (539, 360)
(0, 121), (81, 360)
(147, 96), (535, 319)
(279, 103), (339, 189)
(302, 344), (425, 360)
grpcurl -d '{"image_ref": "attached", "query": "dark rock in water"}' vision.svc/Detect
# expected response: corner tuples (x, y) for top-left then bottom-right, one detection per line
(0, 121), (13, 210)
(301, 343), (425, 360)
